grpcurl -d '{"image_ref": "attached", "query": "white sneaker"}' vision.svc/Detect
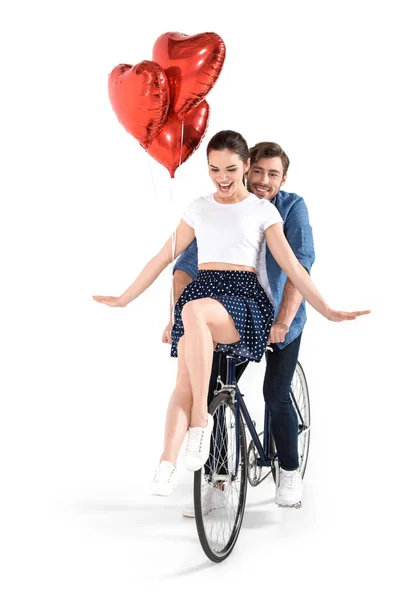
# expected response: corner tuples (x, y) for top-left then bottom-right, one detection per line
(182, 485), (226, 518)
(149, 461), (177, 496)
(184, 414), (214, 472)
(275, 467), (303, 507)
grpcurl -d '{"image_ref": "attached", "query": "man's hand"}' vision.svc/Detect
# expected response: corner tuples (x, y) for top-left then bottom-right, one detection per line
(93, 295), (127, 307)
(162, 320), (173, 344)
(161, 269), (193, 345)
(268, 321), (289, 344)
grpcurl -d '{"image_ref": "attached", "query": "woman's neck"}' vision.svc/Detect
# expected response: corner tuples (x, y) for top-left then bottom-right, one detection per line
(214, 184), (250, 204)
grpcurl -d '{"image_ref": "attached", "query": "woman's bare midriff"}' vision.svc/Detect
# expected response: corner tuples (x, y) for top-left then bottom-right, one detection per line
(199, 262), (256, 273)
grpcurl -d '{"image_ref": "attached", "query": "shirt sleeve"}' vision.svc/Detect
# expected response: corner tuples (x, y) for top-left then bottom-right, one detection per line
(181, 198), (197, 228)
(173, 239), (199, 280)
(284, 198), (315, 272)
(261, 202), (284, 232)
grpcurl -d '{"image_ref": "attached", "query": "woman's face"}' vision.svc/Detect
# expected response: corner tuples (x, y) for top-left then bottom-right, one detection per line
(208, 149), (249, 197)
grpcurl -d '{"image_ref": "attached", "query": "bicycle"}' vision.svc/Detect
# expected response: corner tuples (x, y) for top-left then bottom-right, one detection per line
(193, 349), (311, 563)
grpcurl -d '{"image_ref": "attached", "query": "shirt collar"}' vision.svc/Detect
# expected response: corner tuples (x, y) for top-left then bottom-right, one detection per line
(271, 190), (281, 206)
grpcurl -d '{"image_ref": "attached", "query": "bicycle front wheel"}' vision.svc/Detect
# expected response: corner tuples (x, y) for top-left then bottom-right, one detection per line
(194, 391), (248, 563)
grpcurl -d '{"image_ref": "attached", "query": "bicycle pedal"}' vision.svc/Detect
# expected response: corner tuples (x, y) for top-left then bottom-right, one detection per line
(277, 501), (302, 509)
(211, 474), (231, 482)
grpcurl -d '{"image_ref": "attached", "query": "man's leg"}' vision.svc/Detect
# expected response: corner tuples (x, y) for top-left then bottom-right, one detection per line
(206, 353), (248, 476)
(263, 334), (303, 506)
(207, 352), (226, 406)
(263, 334), (302, 471)
(183, 353), (248, 516)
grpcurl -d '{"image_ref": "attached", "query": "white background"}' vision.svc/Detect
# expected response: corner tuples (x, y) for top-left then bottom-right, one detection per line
(1, 0), (398, 597)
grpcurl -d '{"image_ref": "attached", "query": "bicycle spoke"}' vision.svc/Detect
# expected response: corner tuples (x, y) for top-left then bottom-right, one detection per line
(199, 397), (246, 554)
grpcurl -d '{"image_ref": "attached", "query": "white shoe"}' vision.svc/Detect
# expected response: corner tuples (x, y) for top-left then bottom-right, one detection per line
(275, 467), (303, 507)
(182, 485), (226, 518)
(149, 461), (177, 496)
(184, 414), (214, 472)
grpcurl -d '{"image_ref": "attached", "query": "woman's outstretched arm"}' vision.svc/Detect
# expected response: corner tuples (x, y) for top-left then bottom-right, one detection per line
(264, 223), (370, 322)
(93, 220), (195, 307)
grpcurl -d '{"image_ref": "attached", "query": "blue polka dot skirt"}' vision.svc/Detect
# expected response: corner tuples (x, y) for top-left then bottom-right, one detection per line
(171, 270), (274, 363)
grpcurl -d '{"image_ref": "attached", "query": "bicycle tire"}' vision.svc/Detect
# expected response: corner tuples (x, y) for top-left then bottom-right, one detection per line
(194, 390), (248, 562)
(294, 361), (311, 478)
(271, 361), (311, 482)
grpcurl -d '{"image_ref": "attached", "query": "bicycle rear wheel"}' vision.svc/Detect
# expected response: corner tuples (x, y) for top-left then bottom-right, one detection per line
(194, 391), (248, 562)
(292, 361), (311, 477)
(271, 361), (311, 482)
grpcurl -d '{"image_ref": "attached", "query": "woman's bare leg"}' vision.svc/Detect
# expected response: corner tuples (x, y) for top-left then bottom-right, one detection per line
(182, 298), (240, 428)
(160, 336), (193, 466)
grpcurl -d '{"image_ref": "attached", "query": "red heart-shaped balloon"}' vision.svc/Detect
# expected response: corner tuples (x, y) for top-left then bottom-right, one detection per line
(153, 32), (225, 120)
(147, 101), (210, 177)
(108, 61), (170, 148)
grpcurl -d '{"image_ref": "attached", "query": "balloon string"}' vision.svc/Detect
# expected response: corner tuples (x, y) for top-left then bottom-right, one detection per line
(169, 181), (177, 328)
(179, 118), (184, 169)
(145, 149), (176, 330)
(146, 150), (158, 203)
(169, 119), (184, 330)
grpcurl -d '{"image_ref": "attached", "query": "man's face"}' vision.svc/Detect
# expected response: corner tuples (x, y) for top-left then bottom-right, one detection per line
(247, 156), (287, 201)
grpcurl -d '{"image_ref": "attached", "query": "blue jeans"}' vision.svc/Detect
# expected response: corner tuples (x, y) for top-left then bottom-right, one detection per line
(263, 334), (302, 470)
(206, 334), (301, 472)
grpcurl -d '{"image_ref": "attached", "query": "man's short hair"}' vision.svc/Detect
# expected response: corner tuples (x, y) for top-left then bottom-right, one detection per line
(249, 142), (290, 177)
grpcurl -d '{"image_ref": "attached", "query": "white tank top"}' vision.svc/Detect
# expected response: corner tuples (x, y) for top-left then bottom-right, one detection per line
(182, 193), (283, 268)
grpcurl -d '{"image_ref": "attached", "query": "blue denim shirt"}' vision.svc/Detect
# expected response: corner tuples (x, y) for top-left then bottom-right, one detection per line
(173, 190), (315, 349)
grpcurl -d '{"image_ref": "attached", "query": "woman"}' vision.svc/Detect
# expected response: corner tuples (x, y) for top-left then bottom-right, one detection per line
(93, 130), (369, 496)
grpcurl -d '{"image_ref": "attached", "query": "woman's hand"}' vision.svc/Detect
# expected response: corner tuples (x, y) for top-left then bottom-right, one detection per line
(92, 295), (127, 307)
(326, 308), (371, 322)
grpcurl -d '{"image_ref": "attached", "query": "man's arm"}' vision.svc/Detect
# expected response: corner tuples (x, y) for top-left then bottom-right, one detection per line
(173, 239), (199, 280)
(269, 274), (306, 343)
(173, 270), (193, 304)
(162, 269), (193, 343)
(269, 199), (315, 343)
(162, 240), (199, 343)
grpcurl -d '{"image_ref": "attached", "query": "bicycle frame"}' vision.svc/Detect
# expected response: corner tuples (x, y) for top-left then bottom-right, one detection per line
(216, 355), (275, 475)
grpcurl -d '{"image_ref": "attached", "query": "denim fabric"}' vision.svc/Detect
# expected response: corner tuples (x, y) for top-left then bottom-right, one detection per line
(174, 191), (315, 349)
(174, 238), (199, 280)
(205, 335), (301, 472)
(262, 334), (302, 469)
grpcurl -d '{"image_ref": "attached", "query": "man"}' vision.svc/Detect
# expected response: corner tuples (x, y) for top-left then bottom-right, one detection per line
(162, 142), (315, 514)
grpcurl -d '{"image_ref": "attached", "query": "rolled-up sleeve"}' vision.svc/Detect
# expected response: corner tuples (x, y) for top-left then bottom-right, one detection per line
(173, 239), (199, 280)
(284, 199), (315, 273)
